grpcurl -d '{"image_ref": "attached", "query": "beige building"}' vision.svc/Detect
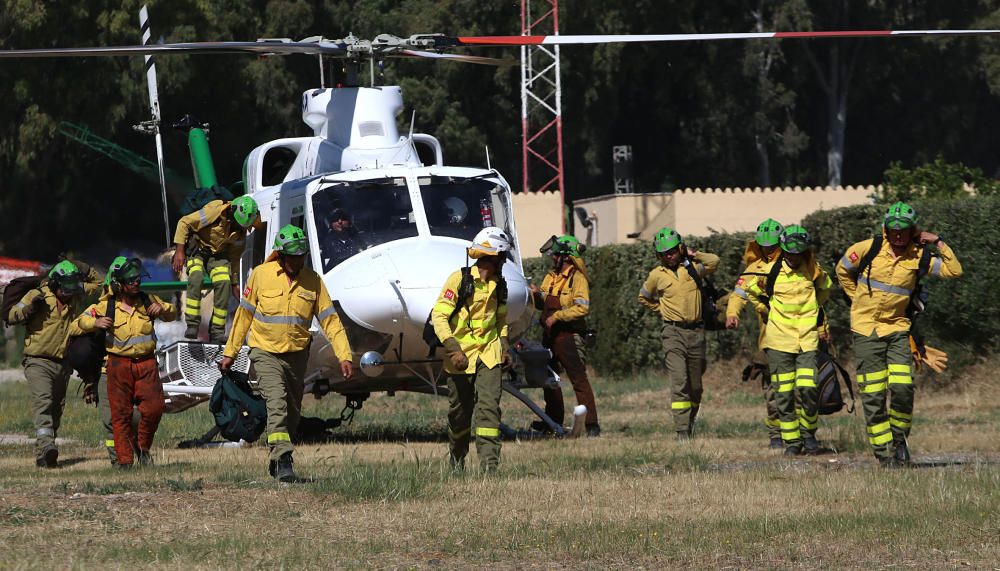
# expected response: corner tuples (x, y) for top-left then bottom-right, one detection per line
(565, 185), (877, 247)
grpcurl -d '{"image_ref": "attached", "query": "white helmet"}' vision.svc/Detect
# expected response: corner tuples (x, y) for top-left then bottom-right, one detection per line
(468, 226), (512, 259)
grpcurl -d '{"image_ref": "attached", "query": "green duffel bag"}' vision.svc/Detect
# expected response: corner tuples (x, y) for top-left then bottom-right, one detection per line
(209, 371), (266, 443)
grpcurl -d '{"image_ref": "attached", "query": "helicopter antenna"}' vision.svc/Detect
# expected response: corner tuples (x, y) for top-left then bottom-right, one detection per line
(408, 110), (416, 141)
(485, 145), (492, 171)
(137, 4), (171, 248)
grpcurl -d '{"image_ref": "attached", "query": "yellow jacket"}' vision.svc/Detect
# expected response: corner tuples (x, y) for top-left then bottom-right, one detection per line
(10, 288), (89, 359)
(638, 252), (719, 323)
(746, 256), (832, 353)
(431, 266), (508, 374)
(173, 200), (247, 280)
(536, 257), (590, 324)
(726, 240), (778, 350)
(74, 294), (177, 358)
(836, 237), (962, 337)
(223, 260), (352, 361)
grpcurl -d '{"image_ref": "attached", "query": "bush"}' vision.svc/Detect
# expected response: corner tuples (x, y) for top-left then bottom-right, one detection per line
(524, 195), (1000, 377)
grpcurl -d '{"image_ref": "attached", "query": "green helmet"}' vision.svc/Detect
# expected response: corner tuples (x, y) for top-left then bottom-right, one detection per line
(48, 260), (83, 293)
(755, 218), (784, 247)
(273, 224), (309, 255)
(103, 256), (128, 286)
(884, 201), (917, 230)
(779, 225), (811, 254)
(547, 234), (584, 257)
(231, 195), (259, 228)
(653, 227), (682, 253)
(112, 258), (149, 284)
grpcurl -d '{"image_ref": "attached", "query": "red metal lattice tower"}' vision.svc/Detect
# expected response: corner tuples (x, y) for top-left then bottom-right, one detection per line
(520, 0), (565, 213)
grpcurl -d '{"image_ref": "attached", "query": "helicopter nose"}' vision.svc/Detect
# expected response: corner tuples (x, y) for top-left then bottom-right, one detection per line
(324, 237), (528, 336)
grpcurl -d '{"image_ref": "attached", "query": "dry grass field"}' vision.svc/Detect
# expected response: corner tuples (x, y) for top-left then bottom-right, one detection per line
(2, 359), (999, 569)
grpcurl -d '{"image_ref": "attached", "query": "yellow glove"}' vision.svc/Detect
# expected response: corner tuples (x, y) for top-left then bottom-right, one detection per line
(442, 337), (469, 371)
(923, 345), (949, 374)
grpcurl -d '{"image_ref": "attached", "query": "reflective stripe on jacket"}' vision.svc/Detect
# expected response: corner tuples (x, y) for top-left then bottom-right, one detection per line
(746, 258), (832, 353)
(223, 261), (352, 361)
(836, 237), (962, 337)
(638, 252), (719, 323)
(431, 266), (508, 375)
(74, 294), (177, 358)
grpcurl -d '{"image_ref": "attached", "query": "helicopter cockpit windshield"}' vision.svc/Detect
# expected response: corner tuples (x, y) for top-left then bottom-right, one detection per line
(312, 178), (417, 272)
(418, 175), (512, 242)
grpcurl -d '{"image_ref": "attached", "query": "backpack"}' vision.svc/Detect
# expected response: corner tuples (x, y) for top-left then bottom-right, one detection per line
(851, 234), (933, 319)
(1, 276), (44, 326)
(180, 185), (235, 217)
(816, 351), (856, 415)
(64, 293), (152, 380)
(422, 266), (508, 351)
(209, 370), (267, 443)
(682, 259), (725, 331)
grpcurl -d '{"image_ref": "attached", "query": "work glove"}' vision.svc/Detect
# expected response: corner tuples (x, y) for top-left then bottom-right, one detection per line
(923, 345), (949, 374)
(29, 295), (47, 314)
(500, 337), (513, 371)
(443, 337), (469, 371)
(82, 381), (98, 406)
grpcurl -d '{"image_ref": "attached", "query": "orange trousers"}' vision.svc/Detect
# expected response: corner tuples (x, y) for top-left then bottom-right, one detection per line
(106, 355), (164, 466)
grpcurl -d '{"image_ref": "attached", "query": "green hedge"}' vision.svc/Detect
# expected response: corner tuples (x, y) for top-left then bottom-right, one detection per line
(523, 195), (1000, 377)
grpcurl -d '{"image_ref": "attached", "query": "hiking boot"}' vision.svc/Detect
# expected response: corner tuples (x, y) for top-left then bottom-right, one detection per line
(783, 444), (803, 457)
(769, 437), (784, 450)
(184, 324), (200, 340)
(586, 424), (602, 438)
(268, 460), (278, 478)
(274, 452), (300, 483)
(894, 441), (911, 464)
(36, 445), (58, 468)
(137, 450), (154, 467)
(803, 435), (820, 455)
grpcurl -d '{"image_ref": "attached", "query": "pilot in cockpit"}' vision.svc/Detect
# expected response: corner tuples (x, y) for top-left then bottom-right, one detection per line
(322, 208), (367, 270)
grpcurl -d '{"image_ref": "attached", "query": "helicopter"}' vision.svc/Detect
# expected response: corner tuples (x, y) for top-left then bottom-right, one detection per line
(4, 8), (998, 439)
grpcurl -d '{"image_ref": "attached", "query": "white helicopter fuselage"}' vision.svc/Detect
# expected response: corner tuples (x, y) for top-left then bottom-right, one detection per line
(236, 85), (531, 394)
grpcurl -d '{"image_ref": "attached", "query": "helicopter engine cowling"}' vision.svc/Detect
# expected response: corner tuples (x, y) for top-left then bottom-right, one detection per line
(324, 236), (529, 353)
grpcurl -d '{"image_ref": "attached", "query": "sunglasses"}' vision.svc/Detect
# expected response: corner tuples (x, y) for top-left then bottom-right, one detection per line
(119, 276), (142, 286)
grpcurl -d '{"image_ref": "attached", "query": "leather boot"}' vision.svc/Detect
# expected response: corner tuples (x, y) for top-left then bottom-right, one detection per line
(275, 452), (300, 483)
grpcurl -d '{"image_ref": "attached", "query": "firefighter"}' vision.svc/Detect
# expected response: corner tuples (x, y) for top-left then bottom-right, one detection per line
(836, 202), (962, 466)
(638, 227), (719, 439)
(431, 226), (513, 473)
(528, 234), (600, 436)
(72, 259), (177, 468)
(88, 256), (140, 466)
(171, 195), (260, 343)
(743, 225), (832, 455)
(7, 261), (90, 468)
(219, 224), (354, 482)
(726, 218), (785, 448)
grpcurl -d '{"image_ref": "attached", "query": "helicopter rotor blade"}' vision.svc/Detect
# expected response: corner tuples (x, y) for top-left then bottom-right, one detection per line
(443, 29), (1000, 47)
(138, 5), (172, 249)
(393, 49), (516, 66)
(0, 41), (348, 59)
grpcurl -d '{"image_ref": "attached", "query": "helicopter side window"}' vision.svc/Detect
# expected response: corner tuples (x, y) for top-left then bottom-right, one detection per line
(261, 147), (298, 187)
(419, 176), (511, 242)
(311, 179), (418, 272)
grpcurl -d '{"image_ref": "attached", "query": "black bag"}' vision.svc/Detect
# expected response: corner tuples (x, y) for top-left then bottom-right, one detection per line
(816, 351), (856, 415)
(64, 293), (152, 380)
(209, 371), (267, 443)
(682, 259), (725, 331)
(1, 276), (43, 326)
(179, 185), (235, 217)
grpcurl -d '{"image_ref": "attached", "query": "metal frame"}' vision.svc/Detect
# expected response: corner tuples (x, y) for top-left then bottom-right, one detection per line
(520, 0), (566, 225)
